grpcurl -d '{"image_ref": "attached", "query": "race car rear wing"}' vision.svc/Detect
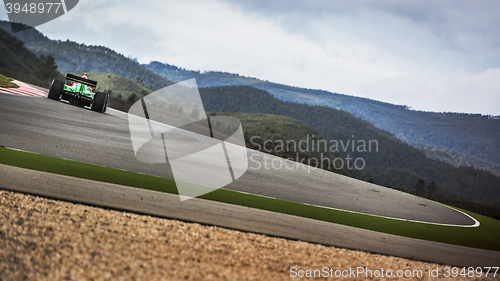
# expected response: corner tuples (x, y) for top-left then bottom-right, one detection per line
(65, 73), (97, 88)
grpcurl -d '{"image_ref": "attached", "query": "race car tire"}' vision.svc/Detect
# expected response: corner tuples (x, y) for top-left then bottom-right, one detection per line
(91, 91), (108, 113)
(102, 93), (109, 113)
(48, 79), (63, 100)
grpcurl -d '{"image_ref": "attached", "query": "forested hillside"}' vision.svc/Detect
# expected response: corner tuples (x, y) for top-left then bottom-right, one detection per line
(146, 61), (500, 175)
(0, 28), (60, 87)
(211, 112), (348, 173)
(200, 85), (500, 210)
(0, 21), (174, 91)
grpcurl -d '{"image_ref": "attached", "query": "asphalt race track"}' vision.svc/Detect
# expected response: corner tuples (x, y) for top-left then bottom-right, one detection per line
(0, 91), (498, 266)
(0, 93), (474, 225)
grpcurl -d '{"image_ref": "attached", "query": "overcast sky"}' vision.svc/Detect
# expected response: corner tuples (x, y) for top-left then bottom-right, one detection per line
(2, 0), (499, 115)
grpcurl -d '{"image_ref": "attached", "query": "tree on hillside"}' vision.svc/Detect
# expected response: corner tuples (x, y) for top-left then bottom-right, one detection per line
(128, 92), (138, 103)
(427, 181), (437, 198)
(414, 178), (426, 196)
(35, 55), (59, 85)
(135, 75), (144, 86)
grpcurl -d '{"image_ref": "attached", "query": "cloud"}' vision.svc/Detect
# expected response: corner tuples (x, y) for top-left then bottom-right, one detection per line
(441, 68), (500, 114)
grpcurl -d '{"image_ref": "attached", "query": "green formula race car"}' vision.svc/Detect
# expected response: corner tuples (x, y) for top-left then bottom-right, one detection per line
(48, 73), (109, 113)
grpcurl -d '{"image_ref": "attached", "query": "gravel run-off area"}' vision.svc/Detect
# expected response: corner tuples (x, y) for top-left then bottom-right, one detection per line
(0, 190), (497, 281)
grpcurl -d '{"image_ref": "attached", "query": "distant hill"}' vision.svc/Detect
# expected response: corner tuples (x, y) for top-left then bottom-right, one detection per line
(199, 85), (500, 211)
(146, 61), (500, 175)
(218, 112), (318, 143)
(213, 112), (353, 177)
(0, 21), (175, 91)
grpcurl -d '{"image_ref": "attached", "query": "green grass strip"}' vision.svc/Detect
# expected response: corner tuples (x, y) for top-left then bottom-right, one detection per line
(1, 146), (499, 251)
(0, 74), (17, 88)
